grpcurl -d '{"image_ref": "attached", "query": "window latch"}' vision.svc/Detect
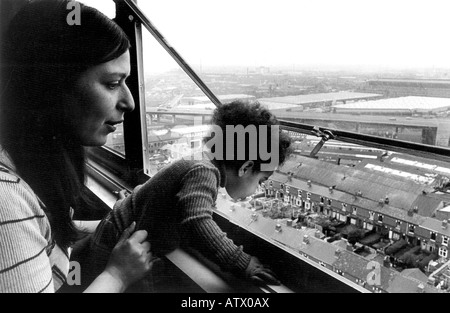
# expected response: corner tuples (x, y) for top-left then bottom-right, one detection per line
(310, 127), (335, 158)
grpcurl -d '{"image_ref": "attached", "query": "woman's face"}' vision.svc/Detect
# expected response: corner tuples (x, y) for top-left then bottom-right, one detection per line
(63, 51), (135, 146)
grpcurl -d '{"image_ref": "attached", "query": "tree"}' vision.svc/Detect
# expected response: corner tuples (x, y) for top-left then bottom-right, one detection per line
(385, 239), (408, 256)
(347, 228), (365, 245)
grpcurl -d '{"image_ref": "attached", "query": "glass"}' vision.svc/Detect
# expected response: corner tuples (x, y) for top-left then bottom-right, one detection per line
(138, 0), (450, 149)
(141, 29), (213, 176)
(78, 0), (115, 19)
(79, 0), (126, 155)
(136, 0), (450, 293)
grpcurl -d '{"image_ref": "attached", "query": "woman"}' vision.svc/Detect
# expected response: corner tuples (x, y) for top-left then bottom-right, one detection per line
(0, 0), (153, 293)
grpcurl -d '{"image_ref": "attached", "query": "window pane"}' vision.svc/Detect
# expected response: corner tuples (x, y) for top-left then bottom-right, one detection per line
(78, 0), (115, 19)
(79, 0), (126, 155)
(136, 0), (450, 293)
(139, 0), (450, 149)
(142, 29), (213, 176)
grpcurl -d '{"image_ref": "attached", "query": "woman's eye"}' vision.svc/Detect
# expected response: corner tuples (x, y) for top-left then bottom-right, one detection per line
(107, 82), (120, 90)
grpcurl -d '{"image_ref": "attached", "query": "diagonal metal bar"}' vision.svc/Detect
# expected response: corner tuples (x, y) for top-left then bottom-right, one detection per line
(120, 0), (222, 108)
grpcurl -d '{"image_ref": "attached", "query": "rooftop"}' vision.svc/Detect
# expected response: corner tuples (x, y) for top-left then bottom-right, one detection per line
(332, 96), (450, 112)
(259, 91), (381, 105)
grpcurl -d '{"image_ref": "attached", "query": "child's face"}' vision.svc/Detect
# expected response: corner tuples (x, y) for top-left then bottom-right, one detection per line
(225, 162), (273, 200)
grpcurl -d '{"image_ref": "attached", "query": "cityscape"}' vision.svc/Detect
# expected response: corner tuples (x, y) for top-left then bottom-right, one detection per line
(106, 65), (450, 292)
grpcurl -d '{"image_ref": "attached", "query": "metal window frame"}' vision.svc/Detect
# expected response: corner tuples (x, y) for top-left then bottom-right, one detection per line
(84, 0), (450, 293)
(89, 0), (450, 191)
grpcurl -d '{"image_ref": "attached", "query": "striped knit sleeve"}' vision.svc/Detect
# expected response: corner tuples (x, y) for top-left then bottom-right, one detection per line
(177, 163), (251, 274)
(0, 179), (54, 293)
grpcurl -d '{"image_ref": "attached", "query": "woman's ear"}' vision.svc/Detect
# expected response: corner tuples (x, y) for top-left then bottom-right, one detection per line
(238, 161), (255, 177)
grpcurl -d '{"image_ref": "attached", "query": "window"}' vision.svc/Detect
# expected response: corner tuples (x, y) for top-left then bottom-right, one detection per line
(78, 0), (126, 157)
(431, 232), (437, 241)
(85, 0), (450, 294)
(392, 232), (401, 241)
(443, 236), (449, 246)
(439, 247), (448, 259)
(79, 0), (115, 19)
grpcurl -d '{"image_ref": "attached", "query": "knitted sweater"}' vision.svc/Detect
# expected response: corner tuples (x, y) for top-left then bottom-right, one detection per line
(0, 149), (69, 293)
(94, 157), (251, 275)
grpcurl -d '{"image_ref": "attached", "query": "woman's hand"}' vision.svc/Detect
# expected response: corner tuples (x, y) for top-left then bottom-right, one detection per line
(84, 222), (153, 293)
(104, 222), (153, 290)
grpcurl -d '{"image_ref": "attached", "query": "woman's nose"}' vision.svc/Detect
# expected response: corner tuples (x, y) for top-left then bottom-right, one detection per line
(117, 83), (135, 112)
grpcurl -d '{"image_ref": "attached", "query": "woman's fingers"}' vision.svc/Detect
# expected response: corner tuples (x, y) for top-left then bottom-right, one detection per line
(117, 221), (136, 244)
(129, 229), (148, 244)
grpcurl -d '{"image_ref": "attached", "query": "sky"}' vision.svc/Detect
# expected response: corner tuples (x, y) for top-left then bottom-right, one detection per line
(80, 0), (450, 71)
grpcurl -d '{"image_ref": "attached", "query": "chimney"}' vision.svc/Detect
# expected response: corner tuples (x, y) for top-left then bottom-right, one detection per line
(303, 235), (310, 244)
(417, 283), (425, 293)
(315, 229), (322, 238)
(384, 196), (390, 204)
(307, 180), (312, 188)
(286, 219), (293, 227)
(275, 223), (282, 233)
(334, 249), (341, 258)
(329, 186), (334, 194)
(288, 173), (293, 182)
(346, 242), (353, 252)
(443, 219), (448, 230)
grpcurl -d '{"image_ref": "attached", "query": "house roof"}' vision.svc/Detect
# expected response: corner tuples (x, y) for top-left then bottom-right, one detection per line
(276, 155), (441, 222)
(420, 217), (450, 237)
(401, 268), (429, 283)
(387, 273), (441, 293)
(332, 250), (396, 291)
(298, 234), (340, 266)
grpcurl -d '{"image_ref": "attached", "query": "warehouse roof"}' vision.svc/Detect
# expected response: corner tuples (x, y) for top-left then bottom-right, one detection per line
(333, 96), (450, 112)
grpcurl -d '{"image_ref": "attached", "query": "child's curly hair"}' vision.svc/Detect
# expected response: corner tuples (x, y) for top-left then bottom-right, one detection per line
(207, 100), (293, 171)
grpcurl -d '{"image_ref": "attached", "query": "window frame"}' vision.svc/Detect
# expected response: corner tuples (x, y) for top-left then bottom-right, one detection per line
(89, 0), (450, 191)
(84, 0), (450, 294)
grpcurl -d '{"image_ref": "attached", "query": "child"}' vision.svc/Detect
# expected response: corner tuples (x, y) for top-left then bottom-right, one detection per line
(89, 100), (293, 289)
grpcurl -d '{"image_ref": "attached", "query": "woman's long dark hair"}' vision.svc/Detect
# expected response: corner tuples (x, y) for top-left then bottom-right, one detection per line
(1, 0), (131, 248)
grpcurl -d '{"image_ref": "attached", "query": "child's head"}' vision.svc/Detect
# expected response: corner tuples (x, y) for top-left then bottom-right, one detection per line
(206, 100), (292, 200)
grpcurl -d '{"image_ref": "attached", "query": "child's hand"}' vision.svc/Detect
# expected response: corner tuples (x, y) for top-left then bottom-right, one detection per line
(114, 189), (130, 200)
(245, 256), (281, 286)
(105, 222), (153, 289)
